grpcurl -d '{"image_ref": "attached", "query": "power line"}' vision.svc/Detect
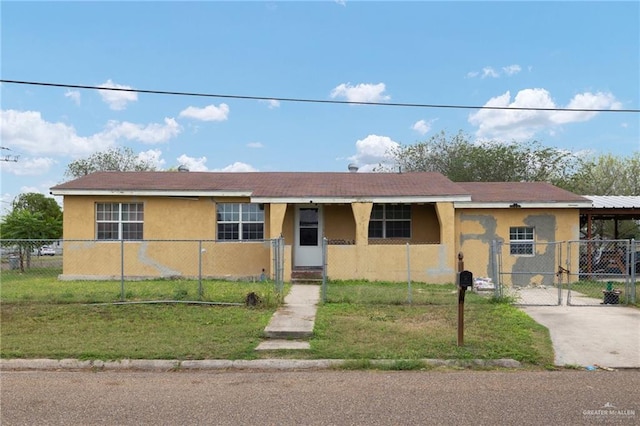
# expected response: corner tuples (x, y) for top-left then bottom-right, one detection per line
(2, 79), (638, 113)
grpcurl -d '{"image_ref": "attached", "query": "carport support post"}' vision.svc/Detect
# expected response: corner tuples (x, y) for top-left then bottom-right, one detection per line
(457, 252), (464, 347)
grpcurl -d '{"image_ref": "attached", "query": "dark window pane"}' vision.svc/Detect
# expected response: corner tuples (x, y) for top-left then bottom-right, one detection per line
(300, 227), (318, 246)
(299, 208), (318, 227)
(368, 221), (383, 238)
(242, 223), (264, 240)
(386, 205), (411, 220)
(218, 223), (239, 240)
(97, 223), (119, 240)
(386, 221), (410, 238)
(370, 205), (384, 220)
(122, 223), (143, 240)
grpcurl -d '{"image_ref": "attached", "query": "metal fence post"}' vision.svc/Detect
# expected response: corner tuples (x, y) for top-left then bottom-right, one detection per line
(120, 239), (125, 301)
(406, 242), (412, 304)
(198, 240), (203, 300)
(322, 237), (327, 303)
(490, 240), (501, 299)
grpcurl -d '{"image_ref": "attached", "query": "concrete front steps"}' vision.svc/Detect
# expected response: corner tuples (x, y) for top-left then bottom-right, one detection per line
(290, 267), (323, 284)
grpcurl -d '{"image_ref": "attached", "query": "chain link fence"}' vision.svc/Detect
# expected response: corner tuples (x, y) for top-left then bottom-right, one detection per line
(321, 239), (467, 305)
(491, 239), (637, 306)
(1, 238), (285, 303)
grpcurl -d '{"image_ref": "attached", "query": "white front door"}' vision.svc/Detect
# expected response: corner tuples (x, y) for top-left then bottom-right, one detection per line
(294, 205), (323, 267)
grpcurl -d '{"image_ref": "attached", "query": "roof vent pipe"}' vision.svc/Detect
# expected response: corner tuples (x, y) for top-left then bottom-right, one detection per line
(348, 163), (359, 173)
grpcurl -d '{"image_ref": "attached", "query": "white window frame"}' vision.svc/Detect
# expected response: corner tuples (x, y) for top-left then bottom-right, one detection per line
(96, 202), (144, 241)
(368, 204), (412, 239)
(510, 226), (534, 256)
(217, 203), (264, 241)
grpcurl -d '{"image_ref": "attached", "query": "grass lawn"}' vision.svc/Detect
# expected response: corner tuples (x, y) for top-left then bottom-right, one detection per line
(1, 274), (555, 366)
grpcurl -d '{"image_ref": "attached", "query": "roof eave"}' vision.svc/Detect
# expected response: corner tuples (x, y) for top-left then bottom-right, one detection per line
(251, 195), (472, 204)
(454, 201), (592, 209)
(50, 189), (253, 197)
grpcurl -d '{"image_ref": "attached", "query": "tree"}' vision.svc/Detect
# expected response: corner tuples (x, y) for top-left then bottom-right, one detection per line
(387, 131), (580, 184)
(0, 193), (63, 271)
(561, 152), (640, 239)
(65, 147), (157, 178)
(562, 152), (640, 196)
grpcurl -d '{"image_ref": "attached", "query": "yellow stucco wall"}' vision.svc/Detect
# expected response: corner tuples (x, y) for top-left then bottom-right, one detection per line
(59, 195), (580, 285)
(327, 243), (455, 283)
(61, 196), (271, 279)
(324, 205), (356, 242)
(456, 208), (582, 286)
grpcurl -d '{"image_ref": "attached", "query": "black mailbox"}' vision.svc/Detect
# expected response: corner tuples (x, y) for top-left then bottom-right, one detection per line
(457, 270), (473, 289)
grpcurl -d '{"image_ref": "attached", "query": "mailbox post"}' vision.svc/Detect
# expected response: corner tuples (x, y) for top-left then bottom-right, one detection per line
(456, 252), (473, 347)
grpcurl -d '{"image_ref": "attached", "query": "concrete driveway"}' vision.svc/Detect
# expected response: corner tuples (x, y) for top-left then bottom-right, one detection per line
(521, 302), (640, 368)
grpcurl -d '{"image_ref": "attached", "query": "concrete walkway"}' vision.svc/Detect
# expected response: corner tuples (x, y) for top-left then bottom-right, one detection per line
(256, 285), (321, 351)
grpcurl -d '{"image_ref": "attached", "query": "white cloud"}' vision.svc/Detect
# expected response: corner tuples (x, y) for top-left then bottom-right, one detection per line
(214, 162), (258, 172)
(65, 90), (81, 105)
(551, 92), (622, 124)
(247, 142), (264, 149)
(102, 118), (182, 144)
(482, 67), (499, 78)
(330, 82), (390, 103)
(411, 119), (436, 135)
(0, 110), (182, 160)
(468, 88), (621, 140)
(467, 64), (522, 79)
(179, 104), (230, 121)
(98, 79), (138, 110)
(137, 149), (166, 169)
(176, 154), (208, 172)
(347, 134), (399, 171)
(260, 99), (280, 109)
(1, 157), (56, 176)
(0, 110), (113, 156)
(502, 64), (522, 76)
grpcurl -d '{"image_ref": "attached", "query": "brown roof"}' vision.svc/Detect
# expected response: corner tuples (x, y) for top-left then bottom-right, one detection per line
(51, 171), (469, 198)
(457, 182), (589, 203)
(51, 171), (588, 204)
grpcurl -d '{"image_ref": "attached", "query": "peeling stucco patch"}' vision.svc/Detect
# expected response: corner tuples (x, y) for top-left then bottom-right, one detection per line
(460, 214), (501, 276)
(426, 244), (455, 275)
(512, 215), (556, 287)
(137, 242), (181, 277)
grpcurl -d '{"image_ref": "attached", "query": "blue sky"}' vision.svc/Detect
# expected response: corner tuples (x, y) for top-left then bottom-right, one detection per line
(1, 1), (639, 211)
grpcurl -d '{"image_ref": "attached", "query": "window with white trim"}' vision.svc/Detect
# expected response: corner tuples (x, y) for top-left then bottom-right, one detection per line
(96, 203), (144, 240)
(217, 203), (264, 240)
(510, 226), (534, 255)
(368, 204), (411, 238)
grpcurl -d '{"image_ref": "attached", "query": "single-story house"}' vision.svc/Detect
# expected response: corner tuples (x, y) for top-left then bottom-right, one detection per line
(50, 171), (591, 283)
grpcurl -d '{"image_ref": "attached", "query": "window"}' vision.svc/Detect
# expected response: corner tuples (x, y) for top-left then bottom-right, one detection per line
(510, 226), (534, 255)
(217, 203), (264, 240)
(96, 203), (144, 240)
(368, 204), (411, 239)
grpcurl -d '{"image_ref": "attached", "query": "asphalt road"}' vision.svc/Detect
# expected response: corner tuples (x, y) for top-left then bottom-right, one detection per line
(1, 370), (638, 425)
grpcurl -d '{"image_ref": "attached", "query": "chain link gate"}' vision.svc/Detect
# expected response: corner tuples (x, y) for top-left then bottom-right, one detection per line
(492, 239), (637, 306)
(567, 239), (636, 306)
(491, 240), (564, 305)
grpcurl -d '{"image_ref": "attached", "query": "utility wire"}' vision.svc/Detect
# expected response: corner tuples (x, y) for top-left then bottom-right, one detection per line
(2, 79), (639, 113)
